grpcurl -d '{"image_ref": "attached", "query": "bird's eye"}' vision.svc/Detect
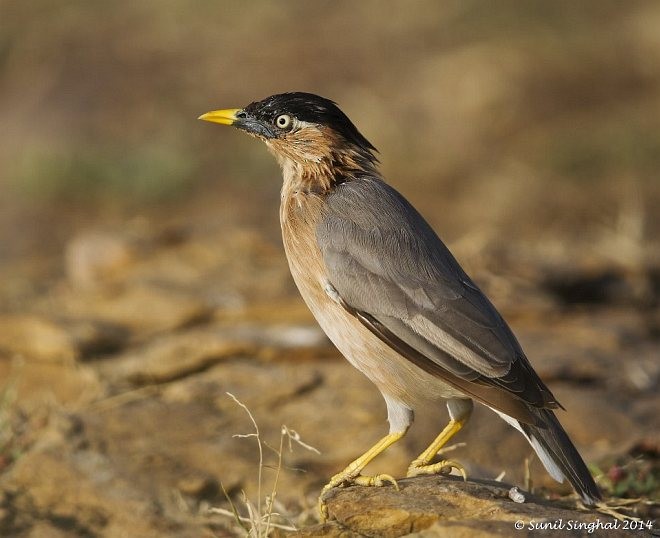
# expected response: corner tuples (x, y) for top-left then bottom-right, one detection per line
(275, 114), (292, 130)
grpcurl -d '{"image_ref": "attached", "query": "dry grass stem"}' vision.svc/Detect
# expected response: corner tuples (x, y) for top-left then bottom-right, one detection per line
(217, 392), (319, 536)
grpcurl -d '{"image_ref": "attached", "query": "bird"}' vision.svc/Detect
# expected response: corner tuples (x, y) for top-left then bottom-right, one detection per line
(199, 92), (602, 519)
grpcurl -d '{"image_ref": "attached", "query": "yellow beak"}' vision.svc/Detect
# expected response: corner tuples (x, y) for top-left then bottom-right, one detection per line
(198, 108), (241, 125)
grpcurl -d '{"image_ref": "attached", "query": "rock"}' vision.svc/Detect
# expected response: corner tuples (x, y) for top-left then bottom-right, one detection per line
(296, 476), (635, 537)
(65, 231), (136, 290)
(0, 359), (101, 412)
(177, 473), (220, 500)
(218, 323), (335, 362)
(62, 284), (212, 339)
(0, 407), (223, 538)
(98, 329), (257, 385)
(254, 325), (328, 348)
(1, 444), (210, 538)
(96, 322), (335, 387)
(63, 319), (130, 358)
(0, 314), (77, 362)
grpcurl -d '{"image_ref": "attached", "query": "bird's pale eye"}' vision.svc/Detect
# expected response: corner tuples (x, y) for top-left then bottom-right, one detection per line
(275, 114), (292, 130)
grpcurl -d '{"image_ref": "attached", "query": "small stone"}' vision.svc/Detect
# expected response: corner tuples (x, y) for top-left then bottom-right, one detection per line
(177, 474), (219, 499)
(65, 231), (135, 290)
(508, 486), (526, 503)
(26, 521), (72, 538)
(64, 319), (130, 358)
(0, 314), (77, 362)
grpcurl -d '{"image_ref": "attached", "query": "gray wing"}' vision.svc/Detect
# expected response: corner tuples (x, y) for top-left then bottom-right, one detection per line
(317, 177), (559, 420)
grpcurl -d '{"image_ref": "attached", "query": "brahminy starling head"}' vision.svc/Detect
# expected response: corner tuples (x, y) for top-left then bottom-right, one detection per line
(199, 92), (378, 172)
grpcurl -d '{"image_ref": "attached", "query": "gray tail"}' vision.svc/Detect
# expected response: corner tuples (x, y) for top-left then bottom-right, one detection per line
(520, 408), (601, 506)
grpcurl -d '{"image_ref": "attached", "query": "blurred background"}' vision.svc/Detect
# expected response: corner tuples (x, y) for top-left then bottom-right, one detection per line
(0, 1), (658, 536)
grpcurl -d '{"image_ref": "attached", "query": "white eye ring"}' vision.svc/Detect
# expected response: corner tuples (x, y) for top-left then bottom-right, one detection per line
(275, 114), (292, 129)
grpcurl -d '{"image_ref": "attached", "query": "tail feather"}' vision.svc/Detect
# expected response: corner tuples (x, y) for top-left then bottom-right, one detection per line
(520, 407), (601, 506)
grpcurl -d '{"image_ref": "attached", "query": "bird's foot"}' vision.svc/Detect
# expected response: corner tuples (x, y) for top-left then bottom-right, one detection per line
(406, 458), (467, 480)
(318, 471), (399, 521)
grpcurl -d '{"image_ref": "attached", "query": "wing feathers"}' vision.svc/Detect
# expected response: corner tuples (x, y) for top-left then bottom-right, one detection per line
(318, 177), (560, 415)
(350, 306), (538, 425)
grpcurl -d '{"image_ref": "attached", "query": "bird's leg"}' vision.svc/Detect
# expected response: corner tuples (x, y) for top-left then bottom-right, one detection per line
(406, 419), (467, 478)
(319, 431), (405, 521)
(407, 398), (472, 479)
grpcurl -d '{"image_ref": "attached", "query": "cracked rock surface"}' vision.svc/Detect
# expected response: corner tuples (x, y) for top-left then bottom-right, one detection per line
(296, 476), (639, 537)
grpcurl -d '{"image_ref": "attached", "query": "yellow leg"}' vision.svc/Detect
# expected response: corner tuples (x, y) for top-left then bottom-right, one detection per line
(319, 431), (405, 521)
(406, 418), (467, 479)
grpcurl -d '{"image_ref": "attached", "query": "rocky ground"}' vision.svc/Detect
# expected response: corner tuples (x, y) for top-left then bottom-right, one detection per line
(0, 211), (657, 538)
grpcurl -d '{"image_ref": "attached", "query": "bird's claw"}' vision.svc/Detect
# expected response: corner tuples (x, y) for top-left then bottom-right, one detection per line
(406, 458), (467, 480)
(353, 473), (399, 489)
(318, 472), (399, 521)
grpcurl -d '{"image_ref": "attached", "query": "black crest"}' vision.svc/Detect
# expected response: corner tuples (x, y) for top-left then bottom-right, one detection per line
(244, 92), (377, 153)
